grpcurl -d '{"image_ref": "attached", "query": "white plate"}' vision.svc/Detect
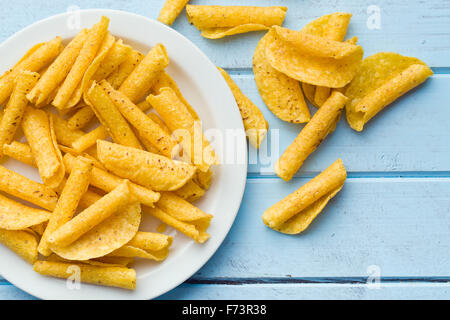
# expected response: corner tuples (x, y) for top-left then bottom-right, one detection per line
(0, 9), (247, 300)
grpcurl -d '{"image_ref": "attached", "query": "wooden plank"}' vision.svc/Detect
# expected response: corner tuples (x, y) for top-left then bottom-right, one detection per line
(231, 74), (450, 174)
(0, 285), (37, 300)
(190, 177), (450, 278)
(0, 1), (449, 68)
(158, 282), (450, 300)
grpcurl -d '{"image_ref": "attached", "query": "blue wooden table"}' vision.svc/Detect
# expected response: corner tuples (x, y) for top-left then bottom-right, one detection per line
(1, 0), (450, 300)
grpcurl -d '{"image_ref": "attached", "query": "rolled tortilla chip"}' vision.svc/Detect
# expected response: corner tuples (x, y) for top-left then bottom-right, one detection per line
(33, 261), (136, 290)
(48, 181), (131, 247)
(253, 31), (310, 123)
(38, 157), (93, 256)
(67, 103), (95, 130)
(119, 44), (169, 103)
(106, 49), (144, 90)
(0, 229), (38, 264)
(218, 67), (268, 148)
(92, 39), (132, 81)
(158, 0), (190, 25)
(109, 231), (172, 261)
(100, 80), (178, 157)
(0, 37), (62, 105)
(144, 204), (210, 244)
(174, 179), (205, 202)
(50, 202), (141, 261)
(275, 91), (347, 181)
(151, 192), (212, 243)
(52, 16), (110, 109)
(186, 5), (287, 39)
(71, 125), (108, 153)
(151, 72), (199, 120)
(193, 169), (213, 190)
(345, 52), (433, 131)
(263, 159), (346, 233)
(301, 13), (353, 108)
(0, 71), (40, 158)
(86, 81), (142, 149)
(147, 87), (219, 171)
(3, 141), (35, 166)
(63, 153), (160, 207)
(22, 108), (65, 189)
(0, 165), (58, 211)
(65, 33), (116, 109)
(147, 112), (171, 134)
(97, 140), (196, 191)
(265, 26), (363, 88)
(0, 194), (51, 230)
(27, 29), (88, 106)
(50, 113), (85, 146)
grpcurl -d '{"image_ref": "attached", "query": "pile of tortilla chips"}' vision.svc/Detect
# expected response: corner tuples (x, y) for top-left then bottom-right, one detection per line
(0, 16), (217, 291)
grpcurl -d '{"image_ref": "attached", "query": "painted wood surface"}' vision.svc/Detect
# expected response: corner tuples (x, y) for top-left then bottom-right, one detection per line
(0, 0), (449, 300)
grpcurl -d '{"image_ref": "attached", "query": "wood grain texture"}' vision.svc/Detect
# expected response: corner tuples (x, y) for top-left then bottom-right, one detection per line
(0, 0), (450, 300)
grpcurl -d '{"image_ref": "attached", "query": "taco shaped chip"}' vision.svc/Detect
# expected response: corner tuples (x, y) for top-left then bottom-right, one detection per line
(345, 52), (433, 131)
(218, 67), (268, 149)
(300, 13), (353, 108)
(0, 194), (51, 230)
(263, 159), (346, 234)
(265, 26), (363, 88)
(0, 229), (38, 264)
(108, 232), (172, 261)
(186, 5), (287, 39)
(253, 31), (310, 123)
(50, 202), (141, 261)
(97, 140), (196, 191)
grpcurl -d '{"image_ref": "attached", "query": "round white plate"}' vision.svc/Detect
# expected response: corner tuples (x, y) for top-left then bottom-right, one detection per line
(0, 9), (247, 300)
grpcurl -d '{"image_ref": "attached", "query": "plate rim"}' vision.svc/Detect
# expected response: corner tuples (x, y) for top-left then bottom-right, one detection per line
(0, 8), (248, 300)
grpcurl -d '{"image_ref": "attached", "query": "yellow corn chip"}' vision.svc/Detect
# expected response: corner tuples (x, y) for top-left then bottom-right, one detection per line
(86, 81), (142, 149)
(100, 80), (179, 158)
(265, 26), (363, 88)
(3, 141), (35, 166)
(50, 202), (141, 261)
(106, 49), (144, 90)
(147, 87), (219, 171)
(49, 113), (85, 146)
(119, 44), (169, 103)
(48, 181), (131, 247)
(66, 103), (95, 130)
(263, 159), (346, 233)
(97, 140), (196, 191)
(71, 125), (108, 153)
(22, 108), (65, 189)
(108, 231), (172, 261)
(27, 29), (88, 106)
(218, 67), (268, 148)
(158, 0), (190, 26)
(193, 169), (213, 190)
(52, 16), (110, 109)
(39, 157), (93, 256)
(0, 165), (58, 211)
(186, 5), (287, 39)
(345, 52), (433, 131)
(253, 31), (310, 123)
(300, 13), (353, 108)
(175, 179), (205, 202)
(92, 39), (132, 81)
(0, 194), (50, 230)
(0, 71), (40, 158)
(33, 261), (136, 290)
(275, 91), (347, 181)
(65, 33), (116, 109)
(63, 153), (160, 207)
(0, 229), (38, 264)
(151, 72), (199, 120)
(0, 37), (62, 105)
(148, 192), (212, 243)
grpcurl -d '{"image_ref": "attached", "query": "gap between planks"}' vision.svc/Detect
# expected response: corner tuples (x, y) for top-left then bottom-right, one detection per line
(248, 171), (450, 180)
(223, 66), (450, 75)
